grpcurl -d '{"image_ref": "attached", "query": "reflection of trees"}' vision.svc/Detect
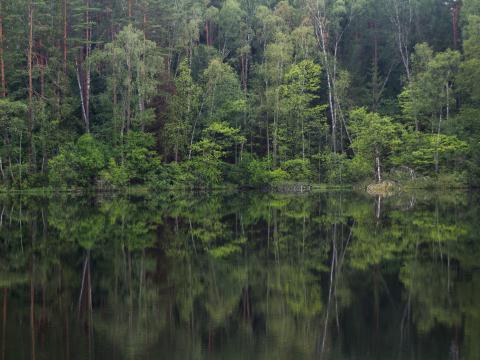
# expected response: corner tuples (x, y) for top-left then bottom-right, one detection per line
(0, 191), (478, 358)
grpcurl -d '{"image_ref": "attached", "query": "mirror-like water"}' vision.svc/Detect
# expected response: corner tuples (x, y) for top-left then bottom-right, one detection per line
(0, 191), (478, 359)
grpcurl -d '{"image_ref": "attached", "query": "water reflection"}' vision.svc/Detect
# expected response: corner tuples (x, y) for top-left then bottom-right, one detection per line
(0, 191), (478, 359)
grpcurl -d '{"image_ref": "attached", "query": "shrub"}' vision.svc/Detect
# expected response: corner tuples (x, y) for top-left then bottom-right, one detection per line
(49, 134), (107, 188)
(281, 159), (313, 181)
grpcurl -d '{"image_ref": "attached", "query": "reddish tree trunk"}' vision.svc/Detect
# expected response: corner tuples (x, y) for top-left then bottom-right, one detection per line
(205, 21), (210, 46)
(63, 0), (68, 74)
(451, 3), (460, 49)
(28, 4), (35, 168)
(0, 0), (6, 97)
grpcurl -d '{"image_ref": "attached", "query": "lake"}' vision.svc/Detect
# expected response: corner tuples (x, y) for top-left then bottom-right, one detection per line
(0, 190), (478, 359)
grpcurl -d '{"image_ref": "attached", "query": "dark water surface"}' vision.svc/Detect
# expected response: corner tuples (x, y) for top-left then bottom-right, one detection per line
(0, 190), (479, 359)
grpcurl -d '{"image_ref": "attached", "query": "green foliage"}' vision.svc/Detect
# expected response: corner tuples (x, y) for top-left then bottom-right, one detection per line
(349, 108), (402, 181)
(0, 0), (479, 190)
(49, 134), (107, 188)
(458, 15), (480, 102)
(202, 59), (245, 124)
(100, 159), (130, 188)
(316, 152), (371, 184)
(92, 25), (162, 137)
(165, 59), (201, 161)
(235, 155), (288, 187)
(281, 159), (313, 181)
(182, 156), (223, 188)
(101, 132), (162, 187)
(393, 131), (468, 173)
(0, 99), (28, 188)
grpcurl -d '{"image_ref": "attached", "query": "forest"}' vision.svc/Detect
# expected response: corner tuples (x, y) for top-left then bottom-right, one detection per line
(0, 0), (479, 190)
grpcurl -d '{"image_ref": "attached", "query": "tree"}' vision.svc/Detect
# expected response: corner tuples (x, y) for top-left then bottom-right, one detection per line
(458, 14), (480, 102)
(307, 0), (359, 153)
(349, 108), (402, 182)
(217, 0), (245, 56)
(0, 99), (28, 186)
(400, 44), (460, 172)
(0, 0), (5, 98)
(93, 25), (162, 140)
(165, 59), (201, 162)
(280, 59), (324, 160)
(262, 32), (293, 165)
(48, 133), (106, 188)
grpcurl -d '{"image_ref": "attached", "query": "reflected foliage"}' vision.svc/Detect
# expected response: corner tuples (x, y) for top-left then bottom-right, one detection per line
(0, 191), (478, 359)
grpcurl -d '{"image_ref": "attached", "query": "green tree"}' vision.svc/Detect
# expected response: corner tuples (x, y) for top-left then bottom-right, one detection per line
(93, 25), (162, 140)
(0, 99), (28, 187)
(280, 59), (324, 160)
(165, 59), (201, 162)
(349, 108), (402, 182)
(49, 133), (106, 188)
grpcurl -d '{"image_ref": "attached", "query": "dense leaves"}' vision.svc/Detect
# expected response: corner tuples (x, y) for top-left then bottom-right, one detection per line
(0, 0), (479, 189)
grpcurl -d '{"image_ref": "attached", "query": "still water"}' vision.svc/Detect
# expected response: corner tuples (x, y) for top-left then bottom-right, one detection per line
(0, 190), (478, 359)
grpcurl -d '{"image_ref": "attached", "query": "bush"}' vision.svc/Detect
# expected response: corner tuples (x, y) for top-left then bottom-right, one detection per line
(99, 159), (129, 188)
(148, 162), (193, 189)
(233, 155), (289, 188)
(49, 134), (107, 188)
(315, 152), (371, 184)
(121, 131), (162, 184)
(182, 156), (223, 189)
(281, 159), (313, 181)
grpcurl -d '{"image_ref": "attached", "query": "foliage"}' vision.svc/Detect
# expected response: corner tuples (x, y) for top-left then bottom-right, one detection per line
(281, 159), (313, 181)
(49, 134), (107, 188)
(349, 108), (402, 181)
(0, 0), (479, 189)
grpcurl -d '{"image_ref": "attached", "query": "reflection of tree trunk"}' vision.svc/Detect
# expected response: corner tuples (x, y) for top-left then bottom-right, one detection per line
(30, 267), (36, 360)
(64, 288), (70, 360)
(1, 288), (7, 360)
(376, 196), (382, 219)
(450, 325), (460, 360)
(273, 209), (279, 263)
(242, 287), (251, 321)
(321, 224), (337, 356)
(208, 328), (213, 352)
(400, 238), (417, 346)
(78, 251), (93, 317)
(373, 267), (380, 333)
(77, 250), (94, 358)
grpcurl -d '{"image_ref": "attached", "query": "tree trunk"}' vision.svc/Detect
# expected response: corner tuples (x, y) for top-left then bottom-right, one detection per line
(85, 0), (91, 132)
(28, 3), (35, 170)
(376, 150), (382, 183)
(435, 110), (443, 174)
(128, 0), (133, 19)
(315, 16), (337, 153)
(451, 3), (460, 49)
(76, 0), (91, 133)
(63, 0), (68, 74)
(0, 0), (5, 98)
(75, 59), (89, 132)
(388, 0), (412, 83)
